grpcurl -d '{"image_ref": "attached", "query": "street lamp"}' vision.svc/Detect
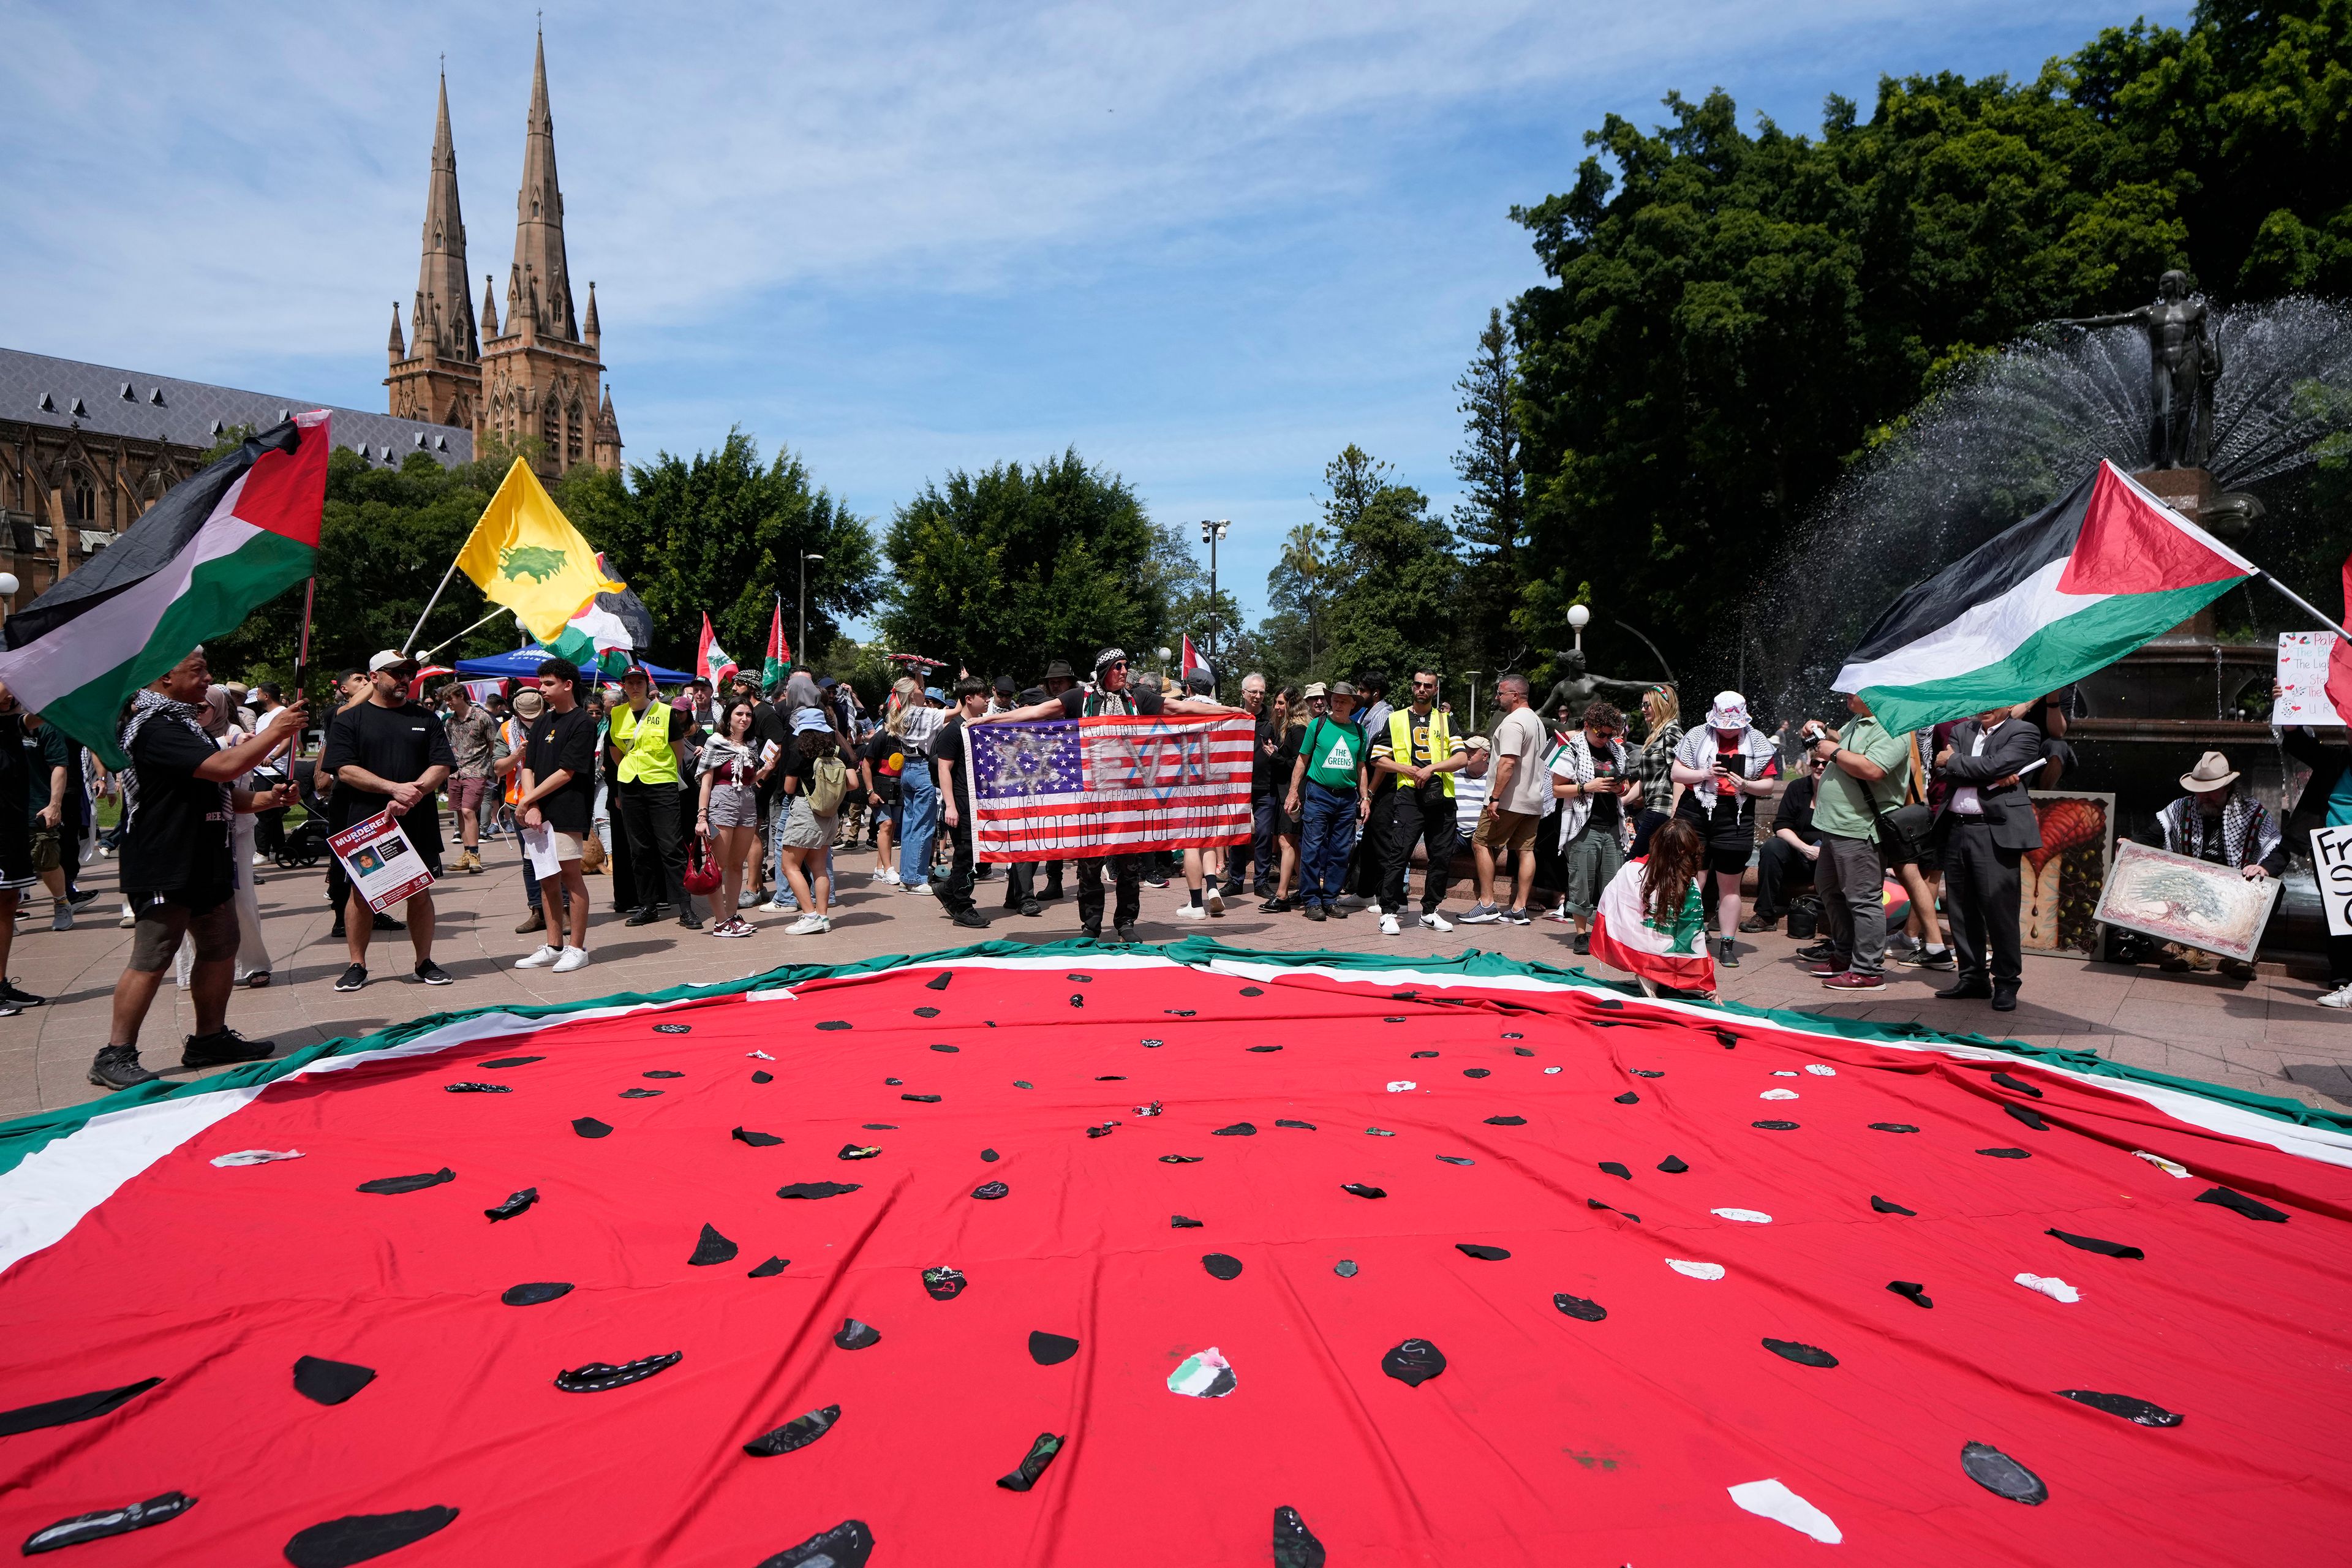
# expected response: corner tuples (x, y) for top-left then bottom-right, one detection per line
(799, 553), (824, 669)
(1567, 603), (1591, 654)
(1198, 519), (1230, 693)
(0, 572), (17, 621)
(1156, 646), (1173, 680)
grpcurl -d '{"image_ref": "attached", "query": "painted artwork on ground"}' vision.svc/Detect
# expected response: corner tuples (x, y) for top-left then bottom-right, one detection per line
(2095, 838), (2282, 962)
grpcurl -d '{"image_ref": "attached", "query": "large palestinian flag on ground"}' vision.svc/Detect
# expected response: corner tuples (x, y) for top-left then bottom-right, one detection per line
(3, 941), (2348, 1563)
(0, 414), (327, 767)
(1834, 460), (2255, 734)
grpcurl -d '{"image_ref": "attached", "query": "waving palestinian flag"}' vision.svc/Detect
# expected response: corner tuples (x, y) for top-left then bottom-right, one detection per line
(1835, 461), (2253, 734)
(0, 414), (327, 767)
(761, 598), (790, 691)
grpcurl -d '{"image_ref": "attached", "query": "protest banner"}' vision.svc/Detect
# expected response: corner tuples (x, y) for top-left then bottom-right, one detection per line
(327, 810), (435, 912)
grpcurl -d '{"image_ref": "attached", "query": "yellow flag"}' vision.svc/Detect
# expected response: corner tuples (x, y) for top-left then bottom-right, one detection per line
(457, 459), (622, 642)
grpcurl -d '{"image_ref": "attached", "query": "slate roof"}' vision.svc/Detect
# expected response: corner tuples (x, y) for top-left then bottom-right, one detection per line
(0, 347), (472, 467)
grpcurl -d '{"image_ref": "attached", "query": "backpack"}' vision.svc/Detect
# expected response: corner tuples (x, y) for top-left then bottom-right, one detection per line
(809, 752), (850, 815)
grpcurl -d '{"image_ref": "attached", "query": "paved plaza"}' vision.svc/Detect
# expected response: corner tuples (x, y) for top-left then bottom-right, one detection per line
(5, 834), (2349, 1123)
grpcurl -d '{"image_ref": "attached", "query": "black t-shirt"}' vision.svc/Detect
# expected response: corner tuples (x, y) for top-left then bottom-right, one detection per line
(524, 706), (600, 835)
(862, 728), (906, 792)
(933, 714), (970, 775)
(123, 715), (232, 901)
(320, 701), (458, 854)
(1057, 685), (1164, 720)
(1252, 714), (1285, 796)
(0, 715), (26, 855)
(750, 702), (793, 804)
(1772, 774), (1820, 843)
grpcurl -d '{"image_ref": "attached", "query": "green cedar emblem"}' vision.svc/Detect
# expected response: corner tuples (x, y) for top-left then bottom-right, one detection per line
(499, 544), (570, 583)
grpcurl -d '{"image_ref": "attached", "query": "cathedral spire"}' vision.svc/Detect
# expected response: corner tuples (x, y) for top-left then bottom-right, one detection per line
(511, 28), (577, 342)
(388, 302), (406, 362)
(415, 67), (477, 360)
(582, 280), (600, 349)
(480, 273), (499, 339)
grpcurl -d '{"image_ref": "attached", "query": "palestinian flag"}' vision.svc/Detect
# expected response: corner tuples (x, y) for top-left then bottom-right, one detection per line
(0, 414), (327, 768)
(696, 612), (737, 685)
(761, 598), (790, 691)
(1588, 856), (1716, 993)
(4, 940), (2350, 1561)
(1834, 461), (2253, 734)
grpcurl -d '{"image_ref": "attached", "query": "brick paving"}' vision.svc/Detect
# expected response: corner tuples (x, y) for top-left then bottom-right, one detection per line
(6, 834), (2350, 1121)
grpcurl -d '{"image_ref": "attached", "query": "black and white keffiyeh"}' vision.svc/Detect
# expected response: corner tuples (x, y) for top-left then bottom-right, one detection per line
(118, 688), (232, 830)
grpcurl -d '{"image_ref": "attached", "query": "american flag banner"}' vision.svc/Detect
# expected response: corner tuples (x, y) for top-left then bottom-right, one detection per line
(965, 711), (1254, 861)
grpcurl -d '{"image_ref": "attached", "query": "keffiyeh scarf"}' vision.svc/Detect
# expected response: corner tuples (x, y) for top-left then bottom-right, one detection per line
(119, 688), (232, 830)
(2157, 791), (2278, 871)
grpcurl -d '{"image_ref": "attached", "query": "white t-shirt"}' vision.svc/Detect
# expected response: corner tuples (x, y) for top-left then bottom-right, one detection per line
(1492, 706), (1551, 816)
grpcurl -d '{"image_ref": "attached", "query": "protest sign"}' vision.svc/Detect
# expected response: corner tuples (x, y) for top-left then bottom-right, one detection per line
(2312, 826), (2352, 937)
(2276, 632), (2343, 726)
(327, 810), (435, 913)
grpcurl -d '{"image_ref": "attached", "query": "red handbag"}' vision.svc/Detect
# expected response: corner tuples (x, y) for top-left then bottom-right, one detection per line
(682, 833), (722, 895)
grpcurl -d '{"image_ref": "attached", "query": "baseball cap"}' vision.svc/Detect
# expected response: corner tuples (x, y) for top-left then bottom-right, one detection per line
(367, 649), (417, 674)
(923, 686), (944, 703)
(992, 674), (1016, 696)
(1185, 668), (1213, 695)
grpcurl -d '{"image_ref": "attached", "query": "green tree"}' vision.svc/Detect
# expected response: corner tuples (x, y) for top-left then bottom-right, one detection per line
(1264, 521), (1338, 677)
(880, 449), (1174, 679)
(1509, 2), (2352, 685)
(1450, 307), (1527, 672)
(595, 429), (878, 671)
(1317, 448), (1460, 682)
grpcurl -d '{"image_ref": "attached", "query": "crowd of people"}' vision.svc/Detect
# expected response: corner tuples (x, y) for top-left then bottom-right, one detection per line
(3, 637), (2345, 1095)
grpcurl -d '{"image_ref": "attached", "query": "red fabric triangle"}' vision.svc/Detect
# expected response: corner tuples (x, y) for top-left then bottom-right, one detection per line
(2055, 464), (2245, 597)
(228, 410), (330, 547)
(2324, 551), (2352, 723)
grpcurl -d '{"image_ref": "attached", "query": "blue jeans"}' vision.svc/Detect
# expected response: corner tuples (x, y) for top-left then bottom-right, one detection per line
(899, 758), (939, 886)
(1300, 781), (1359, 905)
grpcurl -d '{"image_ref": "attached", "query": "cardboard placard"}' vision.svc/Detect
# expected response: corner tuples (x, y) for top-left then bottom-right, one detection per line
(2311, 826), (2352, 937)
(2275, 632), (2342, 726)
(327, 810), (435, 913)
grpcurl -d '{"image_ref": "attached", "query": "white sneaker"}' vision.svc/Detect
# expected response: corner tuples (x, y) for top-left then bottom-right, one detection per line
(515, 944), (561, 969)
(551, 946), (592, 973)
(786, 913), (831, 935)
(250, 851), (268, 867)
(2319, 982), (2352, 1009)
(1174, 903), (1207, 921)
(1205, 885), (1225, 916)
(766, 896), (796, 912)
(906, 881), (934, 897)
(1379, 912), (1402, 936)
(1420, 910), (1453, 932)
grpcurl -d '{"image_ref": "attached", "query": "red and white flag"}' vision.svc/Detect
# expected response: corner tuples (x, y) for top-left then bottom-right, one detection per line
(962, 712), (1253, 862)
(1180, 635), (1210, 684)
(696, 612), (737, 685)
(1587, 856), (1716, 994)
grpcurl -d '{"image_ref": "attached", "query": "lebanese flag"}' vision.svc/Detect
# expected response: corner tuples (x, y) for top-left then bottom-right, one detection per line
(1587, 855), (1717, 993)
(761, 599), (790, 691)
(1834, 460), (2253, 734)
(1180, 635), (1209, 684)
(696, 611), (737, 685)
(0, 413), (328, 767)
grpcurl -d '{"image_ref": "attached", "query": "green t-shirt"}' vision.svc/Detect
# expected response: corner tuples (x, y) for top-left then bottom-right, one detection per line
(22, 723), (69, 832)
(1301, 716), (1365, 790)
(1811, 715), (1912, 840)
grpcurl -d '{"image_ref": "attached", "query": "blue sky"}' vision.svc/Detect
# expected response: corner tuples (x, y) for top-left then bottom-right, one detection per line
(2, 1), (2187, 637)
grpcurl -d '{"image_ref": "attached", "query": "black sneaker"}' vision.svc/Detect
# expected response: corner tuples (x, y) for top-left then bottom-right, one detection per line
(1303, 903), (1327, 922)
(1259, 895), (1289, 913)
(1115, 924), (1139, 944)
(1900, 946), (1956, 971)
(1253, 883), (1275, 899)
(0, 979), (45, 1008)
(624, 907), (659, 927)
(1043, 882), (1065, 901)
(951, 908), (989, 930)
(677, 914), (704, 931)
(328, 919), (346, 941)
(1796, 940), (1838, 963)
(1572, 932), (1590, 956)
(1717, 938), (1740, 969)
(66, 887), (102, 909)
(415, 959), (453, 986)
(88, 1044), (159, 1091)
(1020, 900), (1043, 918)
(181, 1028), (275, 1069)
(375, 912), (406, 932)
(333, 963), (368, 993)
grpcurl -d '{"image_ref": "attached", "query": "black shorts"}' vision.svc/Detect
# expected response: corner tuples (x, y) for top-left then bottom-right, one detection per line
(1678, 809), (1754, 878)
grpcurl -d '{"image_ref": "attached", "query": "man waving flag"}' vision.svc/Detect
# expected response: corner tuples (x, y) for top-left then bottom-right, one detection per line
(0, 414), (328, 766)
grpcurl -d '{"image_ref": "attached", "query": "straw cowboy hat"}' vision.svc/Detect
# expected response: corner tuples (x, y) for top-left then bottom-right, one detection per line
(2180, 751), (2240, 793)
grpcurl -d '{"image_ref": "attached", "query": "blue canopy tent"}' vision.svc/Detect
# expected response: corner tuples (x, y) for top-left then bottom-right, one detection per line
(451, 646), (695, 685)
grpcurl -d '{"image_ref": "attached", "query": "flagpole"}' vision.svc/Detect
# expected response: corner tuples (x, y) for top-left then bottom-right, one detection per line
(2253, 570), (2352, 643)
(413, 604), (513, 663)
(291, 576), (317, 760)
(401, 555), (466, 655)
